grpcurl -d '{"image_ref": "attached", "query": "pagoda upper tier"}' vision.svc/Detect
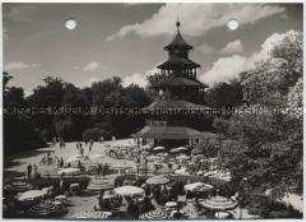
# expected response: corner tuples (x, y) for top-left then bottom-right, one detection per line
(157, 21), (200, 76)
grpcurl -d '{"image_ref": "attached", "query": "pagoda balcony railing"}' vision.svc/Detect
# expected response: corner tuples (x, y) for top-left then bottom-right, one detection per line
(147, 72), (197, 86)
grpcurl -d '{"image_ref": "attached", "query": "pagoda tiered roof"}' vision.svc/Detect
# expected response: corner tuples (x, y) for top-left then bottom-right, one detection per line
(157, 56), (200, 69)
(144, 99), (207, 111)
(164, 31), (193, 51)
(133, 126), (217, 140)
(150, 76), (207, 88)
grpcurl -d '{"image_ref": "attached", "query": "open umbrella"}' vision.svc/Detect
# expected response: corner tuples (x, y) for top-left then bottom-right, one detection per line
(146, 175), (170, 185)
(139, 210), (168, 219)
(66, 155), (83, 163)
(170, 147), (188, 153)
(17, 190), (48, 202)
(87, 179), (114, 191)
(153, 146), (166, 152)
(141, 144), (152, 150)
(28, 201), (63, 217)
(184, 182), (213, 192)
(5, 181), (33, 193)
(147, 155), (161, 161)
(114, 186), (144, 196)
(57, 168), (80, 176)
(200, 195), (237, 211)
(175, 154), (189, 160)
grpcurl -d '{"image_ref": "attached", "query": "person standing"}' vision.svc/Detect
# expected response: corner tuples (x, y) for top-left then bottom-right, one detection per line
(97, 163), (102, 179)
(27, 164), (32, 178)
(32, 164), (38, 178)
(59, 178), (64, 194)
(59, 157), (64, 168)
(89, 139), (94, 152)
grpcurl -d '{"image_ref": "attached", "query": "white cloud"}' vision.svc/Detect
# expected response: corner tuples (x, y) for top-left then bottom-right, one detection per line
(199, 55), (248, 86)
(220, 39), (243, 55)
(199, 30), (294, 86)
(83, 62), (99, 72)
(107, 4), (284, 41)
(5, 61), (41, 71)
(122, 73), (148, 88)
(198, 43), (215, 55)
(122, 65), (160, 88)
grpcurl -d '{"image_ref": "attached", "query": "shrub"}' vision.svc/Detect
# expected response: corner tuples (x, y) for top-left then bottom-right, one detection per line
(82, 127), (111, 142)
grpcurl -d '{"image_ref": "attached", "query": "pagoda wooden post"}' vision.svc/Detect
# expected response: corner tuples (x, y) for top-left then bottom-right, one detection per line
(136, 138), (140, 180)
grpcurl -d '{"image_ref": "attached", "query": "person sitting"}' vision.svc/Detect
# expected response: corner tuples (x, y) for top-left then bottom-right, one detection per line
(170, 205), (184, 219)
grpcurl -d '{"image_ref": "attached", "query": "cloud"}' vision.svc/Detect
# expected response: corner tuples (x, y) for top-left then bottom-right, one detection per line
(122, 66), (159, 88)
(199, 55), (248, 86)
(5, 61), (41, 71)
(107, 4), (285, 41)
(83, 62), (99, 72)
(199, 30), (294, 86)
(220, 39), (243, 55)
(198, 43), (215, 55)
(122, 73), (148, 88)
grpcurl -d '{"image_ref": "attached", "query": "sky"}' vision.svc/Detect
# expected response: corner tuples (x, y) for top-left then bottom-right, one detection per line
(3, 3), (303, 95)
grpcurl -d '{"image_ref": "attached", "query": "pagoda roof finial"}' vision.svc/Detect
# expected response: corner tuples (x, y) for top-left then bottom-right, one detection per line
(176, 10), (181, 32)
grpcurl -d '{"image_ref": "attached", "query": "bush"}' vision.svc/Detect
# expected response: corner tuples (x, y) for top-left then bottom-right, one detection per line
(82, 127), (111, 142)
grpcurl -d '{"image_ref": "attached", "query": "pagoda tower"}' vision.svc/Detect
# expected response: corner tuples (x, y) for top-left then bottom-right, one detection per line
(134, 20), (208, 148)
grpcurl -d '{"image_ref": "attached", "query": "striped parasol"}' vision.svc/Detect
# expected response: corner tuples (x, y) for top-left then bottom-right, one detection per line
(87, 179), (114, 191)
(28, 201), (62, 217)
(200, 195), (237, 211)
(78, 210), (112, 219)
(139, 210), (168, 219)
(5, 181), (33, 192)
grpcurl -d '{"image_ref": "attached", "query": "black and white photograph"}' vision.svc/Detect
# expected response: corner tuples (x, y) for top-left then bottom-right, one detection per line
(2, 2), (303, 220)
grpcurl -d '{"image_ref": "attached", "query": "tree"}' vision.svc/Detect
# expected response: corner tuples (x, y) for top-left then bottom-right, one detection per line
(3, 72), (46, 155)
(216, 31), (303, 207)
(206, 80), (243, 108)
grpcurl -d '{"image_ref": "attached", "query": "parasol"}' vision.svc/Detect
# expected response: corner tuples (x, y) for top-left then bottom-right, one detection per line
(66, 155), (83, 163)
(175, 154), (189, 160)
(170, 147), (188, 153)
(141, 144), (152, 150)
(184, 182), (213, 192)
(78, 210), (112, 219)
(200, 194), (237, 211)
(146, 175), (170, 185)
(17, 190), (48, 202)
(153, 146), (166, 151)
(165, 201), (177, 208)
(57, 168), (80, 176)
(5, 181), (33, 192)
(147, 155), (161, 161)
(87, 179), (114, 191)
(114, 186), (144, 196)
(139, 210), (168, 219)
(28, 201), (63, 217)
